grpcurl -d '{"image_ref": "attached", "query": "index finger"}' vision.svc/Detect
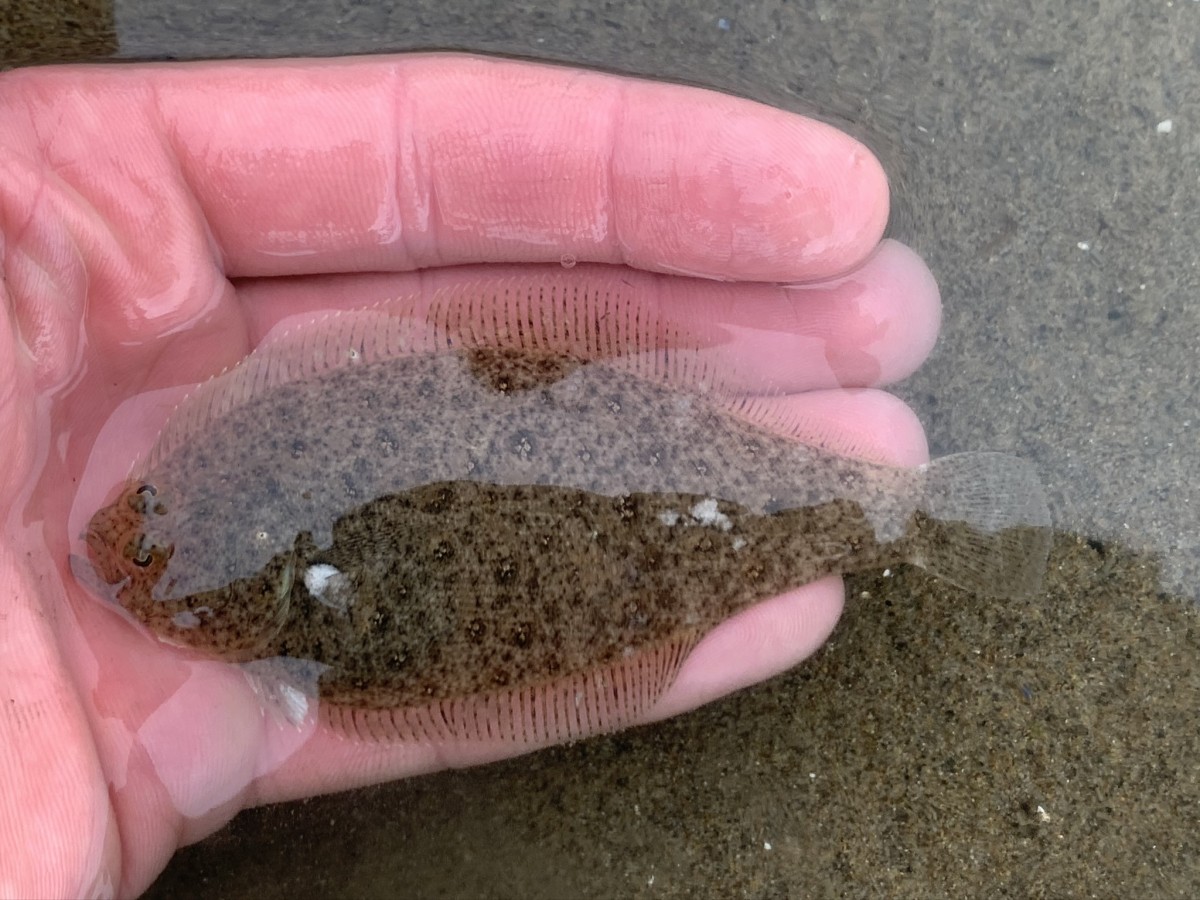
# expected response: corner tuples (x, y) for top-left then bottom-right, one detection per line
(1, 54), (888, 285)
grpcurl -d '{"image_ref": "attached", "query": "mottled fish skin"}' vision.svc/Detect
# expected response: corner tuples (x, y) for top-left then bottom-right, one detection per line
(270, 482), (896, 710)
(84, 342), (1050, 735)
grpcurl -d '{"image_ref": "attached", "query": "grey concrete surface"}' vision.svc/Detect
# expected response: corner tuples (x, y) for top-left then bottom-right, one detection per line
(4, 0), (1199, 896)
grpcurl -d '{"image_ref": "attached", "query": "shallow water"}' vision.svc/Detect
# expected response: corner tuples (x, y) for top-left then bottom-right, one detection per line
(4, 0), (1199, 896)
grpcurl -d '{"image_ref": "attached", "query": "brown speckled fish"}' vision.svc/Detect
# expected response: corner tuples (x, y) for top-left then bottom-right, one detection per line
(83, 269), (1051, 744)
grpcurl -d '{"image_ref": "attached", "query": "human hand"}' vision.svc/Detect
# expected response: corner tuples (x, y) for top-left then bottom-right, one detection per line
(0, 54), (939, 897)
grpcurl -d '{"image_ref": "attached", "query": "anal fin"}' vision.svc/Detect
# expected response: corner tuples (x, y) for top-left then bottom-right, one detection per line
(322, 635), (699, 746)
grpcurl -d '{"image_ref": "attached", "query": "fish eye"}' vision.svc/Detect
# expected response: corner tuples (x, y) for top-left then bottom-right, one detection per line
(128, 483), (168, 516)
(125, 534), (171, 569)
(127, 536), (153, 567)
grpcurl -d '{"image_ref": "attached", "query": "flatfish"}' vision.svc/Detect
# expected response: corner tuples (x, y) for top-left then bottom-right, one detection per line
(83, 269), (1051, 744)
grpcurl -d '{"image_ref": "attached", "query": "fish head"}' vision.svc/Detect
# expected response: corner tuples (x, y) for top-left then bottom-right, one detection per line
(85, 480), (174, 592)
(85, 478), (295, 660)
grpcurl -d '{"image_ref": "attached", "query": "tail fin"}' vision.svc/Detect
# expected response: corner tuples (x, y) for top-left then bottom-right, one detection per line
(913, 452), (1051, 599)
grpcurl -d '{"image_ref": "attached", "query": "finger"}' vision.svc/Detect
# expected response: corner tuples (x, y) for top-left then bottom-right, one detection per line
(0, 125), (241, 377)
(648, 390), (927, 717)
(160, 54), (887, 279)
(248, 590), (845, 804)
(739, 388), (930, 465)
(64, 579), (320, 895)
(649, 576), (846, 723)
(0, 273), (38, 503)
(236, 240), (938, 396)
(0, 549), (117, 898)
(1, 54), (887, 307)
(646, 385), (926, 717)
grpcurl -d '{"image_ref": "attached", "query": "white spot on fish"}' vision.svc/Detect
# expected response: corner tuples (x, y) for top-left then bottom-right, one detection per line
(275, 682), (310, 724)
(659, 510), (681, 526)
(689, 498), (732, 531)
(242, 657), (329, 726)
(732, 537), (747, 551)
(304, 563), (339, 594)
(171, 606), (212, 629)
(303, 564), (354, 613)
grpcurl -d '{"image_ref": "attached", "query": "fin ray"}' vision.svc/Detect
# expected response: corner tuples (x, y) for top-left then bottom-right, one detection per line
(321, 636), (698, 745)
(914, 452), (1051, 598)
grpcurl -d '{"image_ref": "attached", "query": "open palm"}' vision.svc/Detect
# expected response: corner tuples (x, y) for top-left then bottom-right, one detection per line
(0, 54), (939, 897)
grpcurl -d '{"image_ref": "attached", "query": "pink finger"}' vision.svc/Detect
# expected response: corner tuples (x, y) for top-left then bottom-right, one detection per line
(734, 387), (930, 465)
(236, 240), (937, 393)
(1, 54), (888, 290)
(648, 391), (927, 718)
(0, 548), (116, 898)
(650, 576), (846, 723)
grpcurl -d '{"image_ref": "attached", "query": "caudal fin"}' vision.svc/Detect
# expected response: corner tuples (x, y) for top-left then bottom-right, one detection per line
(913, 452), (1051, 599)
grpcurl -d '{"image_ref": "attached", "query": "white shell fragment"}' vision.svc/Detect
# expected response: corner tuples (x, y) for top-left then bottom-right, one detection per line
(303, 564), (354, 612)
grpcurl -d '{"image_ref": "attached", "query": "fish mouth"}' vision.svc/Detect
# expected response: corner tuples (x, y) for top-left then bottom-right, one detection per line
(83, 520), (126, 586)
(83, 496), (142, 586)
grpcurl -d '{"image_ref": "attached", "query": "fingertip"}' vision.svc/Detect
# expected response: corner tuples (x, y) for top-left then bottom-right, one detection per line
(861, 239), (941, 381)
(610, 80), (891, 282)
(780, 237), (939, 388)
(725, 388), (928, 469)
(803, 132), (892, 275)
(649, 577), (846, 723)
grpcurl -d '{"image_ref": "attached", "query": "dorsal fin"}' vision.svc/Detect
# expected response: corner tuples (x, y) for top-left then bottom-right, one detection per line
(415, 268), (747, 397)
(139, 267), (765, 477)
